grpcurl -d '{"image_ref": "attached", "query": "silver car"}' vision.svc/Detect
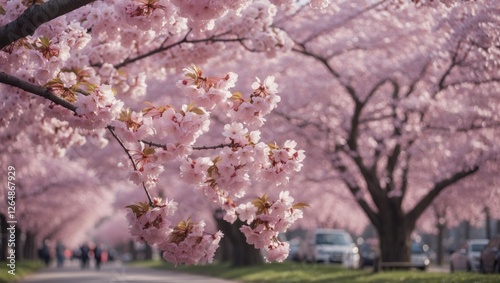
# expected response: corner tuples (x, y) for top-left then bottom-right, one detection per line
(298, 228), (360, 268)
(450, 239), (489, 272)
(411, 241), (431, 271)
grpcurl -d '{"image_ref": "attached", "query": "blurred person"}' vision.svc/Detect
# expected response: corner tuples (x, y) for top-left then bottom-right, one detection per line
(37, 239), (51, 267)
(80, 242), (90, 269)
(94, 243), (102, 270)
(56, 241), (65, 268)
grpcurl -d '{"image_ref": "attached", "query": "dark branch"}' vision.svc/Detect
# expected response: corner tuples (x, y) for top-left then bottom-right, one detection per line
(0, 0), (96, 50)
(0, 71), (77, 113)
(114, 31), (242, 69)
(141, 139), (237, 150)
(299, 0), (388, 44)
(443, 77), (500, 89)
(332, 155), (380, 228)
(292, 45), (357, 101)
(193, 143), (236, 150)
(407, 165), (480, 225)
(107, 126), (153, 206)
(424, 122), (500, 133)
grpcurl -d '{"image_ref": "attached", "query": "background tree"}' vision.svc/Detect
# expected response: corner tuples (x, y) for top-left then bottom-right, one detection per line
(258, 0), (500, 264)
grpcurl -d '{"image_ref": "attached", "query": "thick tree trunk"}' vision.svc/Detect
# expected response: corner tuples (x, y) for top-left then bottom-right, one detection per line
(213, 210), (232, 263)
(23, 231), (37, 260)
(128, 240), (138, 261)
(213, 210), (263, 266)
(376, 222), (412, 266)
(436, 222), (445, 266)
(484, 207), (491, 239)
(15, 227), (23, 261)
(463, 221), (470, 240)
(374, 201), (414, 270)
(144, 243), (153, 260)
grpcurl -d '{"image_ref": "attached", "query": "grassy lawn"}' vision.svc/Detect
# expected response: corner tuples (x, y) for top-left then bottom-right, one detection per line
(130, 260), (500, 283)
(0, 261), (43, 283)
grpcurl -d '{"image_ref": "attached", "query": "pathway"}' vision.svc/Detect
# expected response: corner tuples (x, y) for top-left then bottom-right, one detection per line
(19, 261), (239, 283)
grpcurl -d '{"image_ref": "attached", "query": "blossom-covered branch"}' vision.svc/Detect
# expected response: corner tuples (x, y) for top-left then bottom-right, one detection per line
(107, 125), (154, 205)
(0, 71), (77, 112)
(0, 0), (96, 49)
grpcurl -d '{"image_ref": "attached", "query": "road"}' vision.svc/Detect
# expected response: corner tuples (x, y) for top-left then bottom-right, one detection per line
(18, 261), (239, 283)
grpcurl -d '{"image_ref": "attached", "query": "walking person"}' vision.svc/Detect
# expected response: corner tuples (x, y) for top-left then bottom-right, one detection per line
(94, 243), (102, 270)
(56, 241), (65, 268)
(37, 239), (51, 267)
(80, 242), (90, 269)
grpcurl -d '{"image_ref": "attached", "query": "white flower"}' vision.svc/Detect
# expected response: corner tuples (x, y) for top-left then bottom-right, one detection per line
(58, 71), (77, 88)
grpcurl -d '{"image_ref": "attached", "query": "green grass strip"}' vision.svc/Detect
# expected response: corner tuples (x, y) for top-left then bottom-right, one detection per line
(130, 260), (500, 283)
(0, 260), (43, 283)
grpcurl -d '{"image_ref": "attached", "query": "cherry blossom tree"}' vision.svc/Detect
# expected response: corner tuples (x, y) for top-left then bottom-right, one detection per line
(1, 0), (311, 265)
(258, 0), (500, 264)
(1, 0), (493, 266)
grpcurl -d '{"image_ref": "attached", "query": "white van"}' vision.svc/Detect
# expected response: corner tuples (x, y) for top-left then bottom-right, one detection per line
(299, 228), (360, 268)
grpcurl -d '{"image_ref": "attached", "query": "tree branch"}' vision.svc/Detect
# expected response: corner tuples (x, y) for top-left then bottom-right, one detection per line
(443, 77), (500, 89)
(0, 71), (77, 113)
(114, 31), (242, 69)
(0, 0), (96, 50)
(332, 154), (380, 228)
(140, 139), (237, 150)
(407, 165), (479, 225)
(291, 45), (358, 101)
(107, 126), (154, 206)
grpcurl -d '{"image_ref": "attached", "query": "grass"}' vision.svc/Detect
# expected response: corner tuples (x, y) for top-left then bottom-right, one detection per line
(130, 260), (500, 283)
(0, 260), (43, 283)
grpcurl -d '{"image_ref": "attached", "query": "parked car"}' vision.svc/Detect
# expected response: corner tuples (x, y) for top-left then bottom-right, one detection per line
(479, 235), (500, 273)
(449, 239), (489, 272)
(298, 228), (360, 268)
(287, 238), (301, 262)
(411, 241), (430, 271)
(358, 241), (379, 268)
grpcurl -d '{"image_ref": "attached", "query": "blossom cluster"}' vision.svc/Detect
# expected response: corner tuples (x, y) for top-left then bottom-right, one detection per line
(121, 66), (306, 263)
(126, 197), (223, 265)
(237, 191), (305, 262)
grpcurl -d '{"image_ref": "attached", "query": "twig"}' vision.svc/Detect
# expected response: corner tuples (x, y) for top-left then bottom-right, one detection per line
(193, 143), (237, 150)
(141, 139), (237, 150)
(108, 126), (154, 206)
(114, 31), (242, 69)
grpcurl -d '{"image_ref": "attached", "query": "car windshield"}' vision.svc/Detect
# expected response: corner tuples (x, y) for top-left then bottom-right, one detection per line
(411, 243), (425, 254)
(471, 243), (486, 252)
(316, 233), (350, 245)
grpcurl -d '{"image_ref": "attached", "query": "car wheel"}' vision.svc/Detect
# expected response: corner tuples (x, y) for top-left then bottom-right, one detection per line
(450, 263), (454, 273)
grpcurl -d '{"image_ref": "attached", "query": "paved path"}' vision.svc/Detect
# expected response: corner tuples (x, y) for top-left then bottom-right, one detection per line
(19, 262), (239, 283)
